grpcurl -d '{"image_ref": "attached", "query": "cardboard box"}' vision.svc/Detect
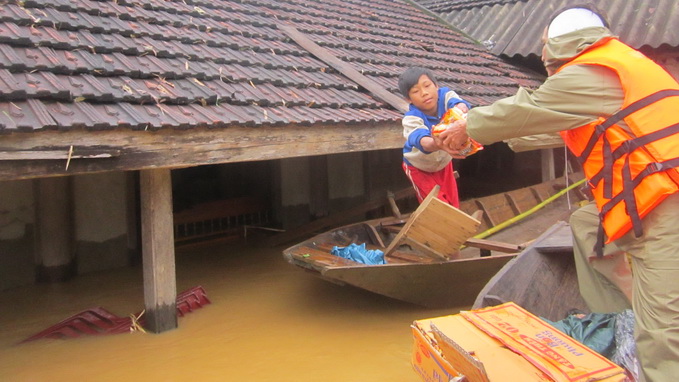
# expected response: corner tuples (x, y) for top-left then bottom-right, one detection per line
(411, 302), (626, 382)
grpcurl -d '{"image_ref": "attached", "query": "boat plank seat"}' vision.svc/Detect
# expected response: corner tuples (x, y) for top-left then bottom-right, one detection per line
(383, 186), (480, 260)
(314, 242), (377, 253)
(319, 242), (434, 263)
(386, 249), (438, 264)
(533, 222), (574, 253)
(313, 242), (433, 264)
(292, 246), (363, 267)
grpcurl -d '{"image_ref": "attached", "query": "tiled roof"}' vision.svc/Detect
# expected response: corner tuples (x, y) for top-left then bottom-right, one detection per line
(416, 0), (679, 58)
(0, 0), (545, 179)
(415, 0), (524, 12)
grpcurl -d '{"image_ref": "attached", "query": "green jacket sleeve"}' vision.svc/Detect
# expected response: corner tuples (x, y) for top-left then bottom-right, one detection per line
(466, 65), (624, 147)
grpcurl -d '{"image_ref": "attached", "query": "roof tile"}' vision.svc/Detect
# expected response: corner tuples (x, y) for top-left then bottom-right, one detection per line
(67, 74), (118, 102)
(14, 72), (71, 100)
(0, 4), (35, 24)
(0, 99), (57, 132)
(0, 0), (544, 137)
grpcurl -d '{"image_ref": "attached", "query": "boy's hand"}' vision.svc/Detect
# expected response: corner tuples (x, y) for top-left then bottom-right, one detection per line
(453, 103), (469, 113)
(439, 119), (469, 150)
(431, 134), (466, 159)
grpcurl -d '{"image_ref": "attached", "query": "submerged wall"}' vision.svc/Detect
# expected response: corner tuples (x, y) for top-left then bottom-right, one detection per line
(0, 179), (35, 290)
(0, 173), (131, 291)
(73, 172), (130, 274)
(0, 151), (410, 290)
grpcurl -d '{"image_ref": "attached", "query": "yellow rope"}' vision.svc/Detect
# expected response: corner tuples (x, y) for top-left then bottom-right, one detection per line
(472, 178), (587, 240)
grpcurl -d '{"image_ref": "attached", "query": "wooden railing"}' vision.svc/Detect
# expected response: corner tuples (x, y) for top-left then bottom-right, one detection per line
(173, 196), (270, 246)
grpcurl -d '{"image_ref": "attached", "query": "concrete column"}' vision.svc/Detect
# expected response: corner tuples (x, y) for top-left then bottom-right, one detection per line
(33, 176), (75, 283)
(309, 155), (328, 219)
(277, 157), (310, 229)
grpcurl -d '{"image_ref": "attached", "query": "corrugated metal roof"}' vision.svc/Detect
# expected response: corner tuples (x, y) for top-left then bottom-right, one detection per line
(0, 0), (545, 135)
(417, 0), (679, 58)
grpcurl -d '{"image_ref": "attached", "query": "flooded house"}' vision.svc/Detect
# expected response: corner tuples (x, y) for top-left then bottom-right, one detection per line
(0, 0), (545, 329)
(2, 0), (677, 380)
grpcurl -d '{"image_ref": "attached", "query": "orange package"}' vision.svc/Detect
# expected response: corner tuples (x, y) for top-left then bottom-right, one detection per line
(431, 107), (483, 156)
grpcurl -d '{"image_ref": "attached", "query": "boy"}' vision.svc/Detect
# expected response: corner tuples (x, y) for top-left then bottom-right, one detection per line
(399, 67), (470, 207)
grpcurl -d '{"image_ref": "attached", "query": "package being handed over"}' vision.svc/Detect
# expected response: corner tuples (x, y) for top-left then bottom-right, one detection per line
(431, 107), (483, 157)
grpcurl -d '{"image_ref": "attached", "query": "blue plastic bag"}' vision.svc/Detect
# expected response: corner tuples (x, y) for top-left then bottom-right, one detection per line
(331, 243), (386, 265)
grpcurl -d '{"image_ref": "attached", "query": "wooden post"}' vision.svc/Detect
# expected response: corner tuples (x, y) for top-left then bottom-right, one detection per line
(34, 176), (75, 282)
(541, 148), (555, 182)
(140, 168), (177, 333)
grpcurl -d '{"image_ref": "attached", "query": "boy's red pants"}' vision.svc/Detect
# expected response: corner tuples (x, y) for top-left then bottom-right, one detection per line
(402, 162), (459, 207)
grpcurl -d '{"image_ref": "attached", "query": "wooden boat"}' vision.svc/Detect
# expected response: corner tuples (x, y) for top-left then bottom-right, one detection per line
(282, 173), (588, 308)
(472, 220), (590, 321)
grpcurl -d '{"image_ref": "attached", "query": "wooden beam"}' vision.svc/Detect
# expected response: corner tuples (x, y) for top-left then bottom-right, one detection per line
(278, 24), (409, 113)
(0, 148), (120, 160)
(140, 168), (177, 333)
(464, 238), (522, 253)
(0, 122), (402, 181)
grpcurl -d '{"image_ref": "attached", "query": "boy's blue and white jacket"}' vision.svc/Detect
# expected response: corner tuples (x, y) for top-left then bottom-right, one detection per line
(402, 87), (471, 172)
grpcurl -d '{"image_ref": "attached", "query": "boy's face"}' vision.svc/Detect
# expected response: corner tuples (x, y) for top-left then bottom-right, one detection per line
(407, 74), (439, 116)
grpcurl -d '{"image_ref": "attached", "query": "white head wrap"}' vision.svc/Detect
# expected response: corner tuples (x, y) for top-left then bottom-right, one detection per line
(547, 8), (605, 38)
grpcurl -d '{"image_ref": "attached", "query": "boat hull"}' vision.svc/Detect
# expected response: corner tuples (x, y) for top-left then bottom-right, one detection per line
(285, 251), (515, 308)
(473, 221), (590, 321)
(282, 174), (588, 309)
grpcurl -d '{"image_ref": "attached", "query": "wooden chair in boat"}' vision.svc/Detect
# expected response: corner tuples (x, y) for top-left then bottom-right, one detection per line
(382, 186), (481, 260)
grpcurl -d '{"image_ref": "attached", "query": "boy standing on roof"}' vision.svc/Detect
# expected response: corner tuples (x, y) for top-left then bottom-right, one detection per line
(398, 67), (471, 207)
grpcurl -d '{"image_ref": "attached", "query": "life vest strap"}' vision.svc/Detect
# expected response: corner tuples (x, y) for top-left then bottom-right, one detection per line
(595, 224), (606, 258)
(602, 134), (613, 199)
(622, 154), (642, 238)
(589, 122), (679, 186)
(600, 89), (679, 129)
(578, 89), (679, 162)
(594, 157), (679, 256)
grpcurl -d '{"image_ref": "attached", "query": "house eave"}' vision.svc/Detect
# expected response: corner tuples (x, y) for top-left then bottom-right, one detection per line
(0, 121), (403, 181)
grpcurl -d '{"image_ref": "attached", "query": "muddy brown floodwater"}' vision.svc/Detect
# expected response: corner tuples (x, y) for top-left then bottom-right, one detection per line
(0, 241), (462, 381)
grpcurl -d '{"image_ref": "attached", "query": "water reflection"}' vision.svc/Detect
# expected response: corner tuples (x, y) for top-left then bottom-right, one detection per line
(0, 242), (462, 382)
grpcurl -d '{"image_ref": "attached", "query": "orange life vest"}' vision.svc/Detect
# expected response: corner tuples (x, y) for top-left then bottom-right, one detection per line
(558, 38), (679, 250)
